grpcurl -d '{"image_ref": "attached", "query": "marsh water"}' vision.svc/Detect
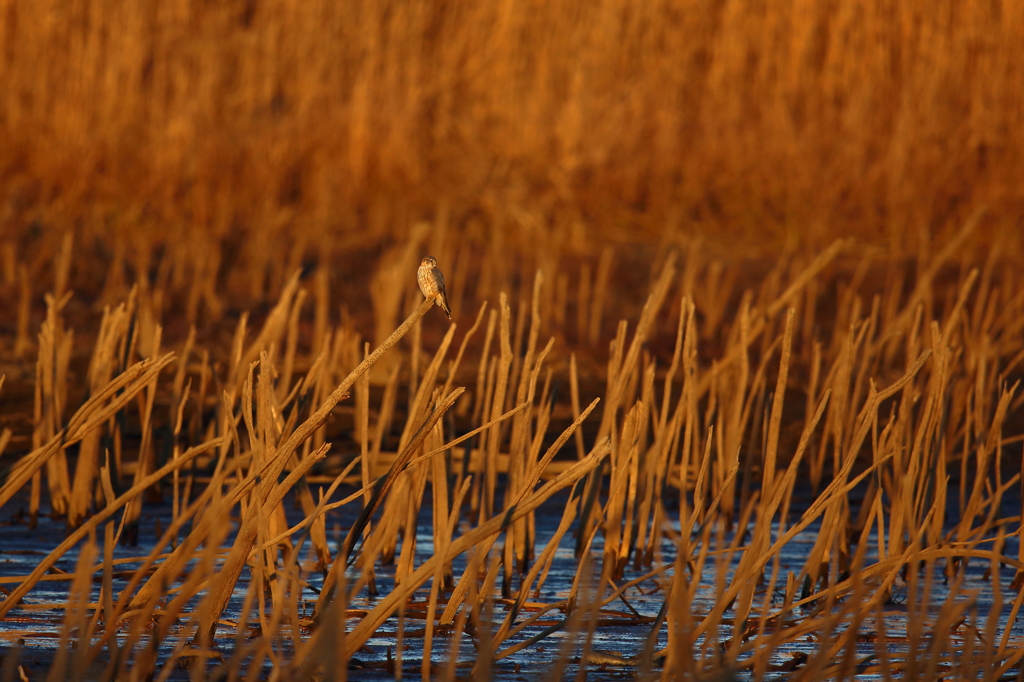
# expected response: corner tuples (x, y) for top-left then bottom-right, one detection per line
(1, 484), (1021, 680)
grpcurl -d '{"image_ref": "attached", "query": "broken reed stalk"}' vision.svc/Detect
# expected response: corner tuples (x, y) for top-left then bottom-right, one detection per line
(68, 297), (137, 528)
(5, 227), (1024, 680)
(189, 297), (437, 641)
(327, 444), (611, 659)
(0, 353), (178, 511)
(438, 405), (605, 630)
(33, 293), (74, 520)
(122, 327), (162, 543)
(314, 386), (466, 618)
(0, 436), (223, 617)
(382, 322), (458, 572)
(482, 293), (513, 522)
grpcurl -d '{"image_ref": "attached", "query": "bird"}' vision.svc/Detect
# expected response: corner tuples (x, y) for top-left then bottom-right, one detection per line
(417, 256), (452, 319)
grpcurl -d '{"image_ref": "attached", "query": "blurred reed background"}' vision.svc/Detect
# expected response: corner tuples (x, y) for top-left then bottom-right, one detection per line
(2, 0), (1022, 255)
(1, 0), (1021, 362)
(1, 0), (1024, 679)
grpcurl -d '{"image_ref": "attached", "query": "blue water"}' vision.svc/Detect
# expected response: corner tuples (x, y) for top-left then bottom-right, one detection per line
(1, 483), (1021, 680)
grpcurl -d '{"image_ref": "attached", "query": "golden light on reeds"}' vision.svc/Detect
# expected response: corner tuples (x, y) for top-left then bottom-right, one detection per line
(2, 0), (1024, 679)
(0, 208), (1022, 679)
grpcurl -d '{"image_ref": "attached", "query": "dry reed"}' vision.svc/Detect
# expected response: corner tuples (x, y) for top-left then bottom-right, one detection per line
(2, 2), (1024, 675)
(1, 217), (1022, 681)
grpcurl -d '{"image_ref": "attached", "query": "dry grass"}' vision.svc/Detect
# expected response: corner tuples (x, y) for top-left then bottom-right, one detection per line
(0, 215), (1023, 679)
(2, 0), (1024, 258)
(2, 0), (1024, 679)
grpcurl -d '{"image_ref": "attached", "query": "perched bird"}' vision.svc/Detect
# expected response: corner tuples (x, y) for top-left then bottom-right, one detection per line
(417, 256), (452, 319)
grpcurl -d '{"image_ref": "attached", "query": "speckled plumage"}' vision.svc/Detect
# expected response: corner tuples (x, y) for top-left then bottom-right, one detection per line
(417, 256), (452, 319)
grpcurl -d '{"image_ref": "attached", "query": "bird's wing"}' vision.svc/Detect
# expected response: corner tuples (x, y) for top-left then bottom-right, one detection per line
(432, 267), (447, 293)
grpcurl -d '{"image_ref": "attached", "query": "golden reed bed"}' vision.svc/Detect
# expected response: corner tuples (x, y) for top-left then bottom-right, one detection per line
(2, 0), (1024, 679)
(1, 222), (1022, 680)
